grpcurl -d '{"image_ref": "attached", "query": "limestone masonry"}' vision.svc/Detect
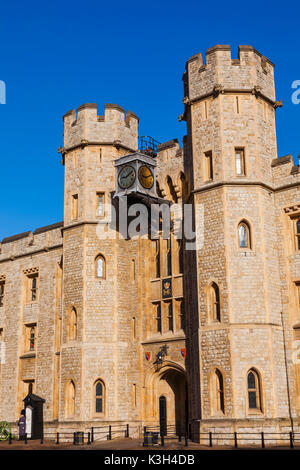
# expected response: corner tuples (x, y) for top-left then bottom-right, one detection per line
(1, 45), (300, 442)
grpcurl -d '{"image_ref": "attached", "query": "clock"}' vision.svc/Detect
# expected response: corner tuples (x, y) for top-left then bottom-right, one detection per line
(138, 165), (154, 189)
(118, 165), (136, 189)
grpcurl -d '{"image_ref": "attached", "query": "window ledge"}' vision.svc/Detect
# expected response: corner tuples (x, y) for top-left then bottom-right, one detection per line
(237, 250), (256, 257)
(20, 352), (36, 359)
(247, 409), (263, 416)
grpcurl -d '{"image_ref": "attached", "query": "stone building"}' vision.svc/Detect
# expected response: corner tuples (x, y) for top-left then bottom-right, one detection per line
(0, 44), (300, 441)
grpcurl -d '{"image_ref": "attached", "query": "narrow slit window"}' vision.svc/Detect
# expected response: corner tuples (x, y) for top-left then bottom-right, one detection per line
(168, 302), (173, 331)
(28, 274), (38, 302)
(95, 381), (104, 413)
(180, 300), (185, 330)
(96, 256), (105, 279)
(210, 283), (221, 322)
(29, 326), (35, 351)
(178, 240), (184, 274)
(72, 194), (78, 220)
(156, 303), (162, 333)
(205, 151), (213, 181)
(238, 222), (251, 249)
(0, 282), (5, 307)
(216, 370), (225, 413)
(295, 219), (300, 250)
(235, 148), (245, 176)
(156, 240), (161, 278)
(96, 193), (104, 217)
(236, 96), (240, 114)
(167, 239), (172, 276)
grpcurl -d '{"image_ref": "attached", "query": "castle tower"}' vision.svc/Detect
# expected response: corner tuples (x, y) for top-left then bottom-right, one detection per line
(59, 103), (142, 426)
(183, 46), (291, 435)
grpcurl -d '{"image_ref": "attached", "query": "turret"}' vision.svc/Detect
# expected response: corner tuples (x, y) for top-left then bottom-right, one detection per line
(63, 103), (139, 152)
(182, 45), (281, 188)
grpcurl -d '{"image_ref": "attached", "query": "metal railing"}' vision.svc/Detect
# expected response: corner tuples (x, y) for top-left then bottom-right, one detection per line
(91, 424), (130, 442)
(143, 425), (300, 449)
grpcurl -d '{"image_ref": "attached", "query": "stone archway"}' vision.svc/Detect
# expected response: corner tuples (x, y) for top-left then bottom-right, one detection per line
(155, 366), (187, 434)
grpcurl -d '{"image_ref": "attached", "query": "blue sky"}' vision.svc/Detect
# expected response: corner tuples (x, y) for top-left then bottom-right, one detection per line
(1, 0), (300, 239)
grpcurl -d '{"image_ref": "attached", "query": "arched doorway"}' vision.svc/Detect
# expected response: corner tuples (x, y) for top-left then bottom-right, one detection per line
(156, 367), (187, 434)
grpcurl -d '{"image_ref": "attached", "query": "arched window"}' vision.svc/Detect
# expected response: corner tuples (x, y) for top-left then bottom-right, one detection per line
(211, 369), (225, 414)
(96, 255), (105, 279)
(209, 283), (221, 322)
(67, 307), (77, 341)
(247, 369), (261, 410)
(95, 380), (104, 414)
(238, 221), (251, 249)
(65, 380), (75, 417)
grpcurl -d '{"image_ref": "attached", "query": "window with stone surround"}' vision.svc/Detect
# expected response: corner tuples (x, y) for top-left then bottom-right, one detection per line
(94, 380), (105, 414)
(96, 192), (104, 217)
(0, 280), (5, 307)
(67, 307), (77, 341)
(177, 239), (184, 274)
(155, 239), (161, 279)
(247, 369), (262, 412)
(204, 151), (213, 181)
(295, 218), (300, 251)
(65, 380), (75, 418)
(235, 148), (246, 176)
(166, 238), (172, 276)
(208, 282), (221, 322)
(238, 221), (251, 249)
(295, 282), (300, 316)
(155, 302), (162, 333)
(167, 301), (173, 331)
(71, 193), (78, 220)
(24, 270), (39, 303)
(95, 255), (105, 279)
(179, 300), (185, 330)
(25, 324), (36, 352)
(210, 369), (225, 415)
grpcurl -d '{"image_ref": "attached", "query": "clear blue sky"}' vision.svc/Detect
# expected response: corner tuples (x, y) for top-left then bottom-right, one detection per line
(1, 0), (300, 239)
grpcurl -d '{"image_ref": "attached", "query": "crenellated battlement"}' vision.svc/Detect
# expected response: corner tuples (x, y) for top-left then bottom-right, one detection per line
(63, 103), (139, 151)
(184, 44), (276, 104)
(0, 222), (63, 262)
(271, 154), (300, 188)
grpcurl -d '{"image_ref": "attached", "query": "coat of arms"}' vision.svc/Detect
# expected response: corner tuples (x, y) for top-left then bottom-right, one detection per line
(162, 278), (172, 299)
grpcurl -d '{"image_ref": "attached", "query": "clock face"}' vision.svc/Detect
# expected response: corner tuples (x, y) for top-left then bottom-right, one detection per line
(138, 165), (154, 189)
(118, 165), (136, 189)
